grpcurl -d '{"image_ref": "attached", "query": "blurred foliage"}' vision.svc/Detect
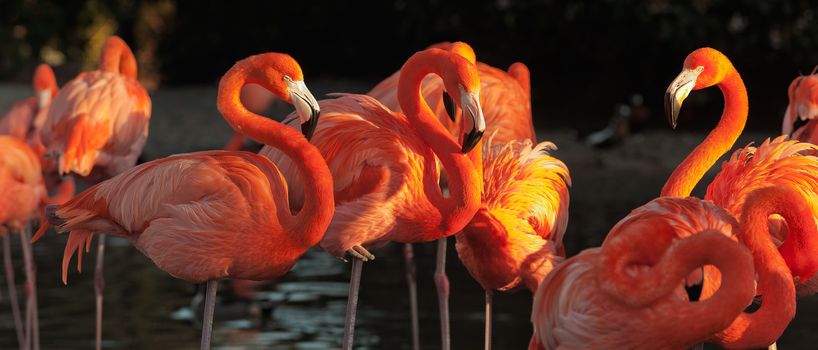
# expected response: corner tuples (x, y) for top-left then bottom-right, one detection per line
(1, 0), (817, 129)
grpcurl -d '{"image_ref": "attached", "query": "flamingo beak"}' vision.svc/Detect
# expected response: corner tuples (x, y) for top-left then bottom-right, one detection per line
(287, 79), (321, 141)
(664, 66), (703, 129)
(442, 89), (457, 121)
(460, 88), (485, 153)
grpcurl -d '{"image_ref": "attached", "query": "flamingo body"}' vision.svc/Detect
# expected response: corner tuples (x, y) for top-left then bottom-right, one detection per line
(530, 197), (754, 350)
(455, 138), (570, 291)
(40, 69), (151, 179)
(0, 136), (46, 232)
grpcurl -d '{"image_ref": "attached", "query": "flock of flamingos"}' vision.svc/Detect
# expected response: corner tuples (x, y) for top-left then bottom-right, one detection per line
(1, 35), (818, 350)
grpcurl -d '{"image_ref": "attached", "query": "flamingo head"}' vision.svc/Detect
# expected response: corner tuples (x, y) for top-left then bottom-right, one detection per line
(33, 64), (58, 108)
(783, 74), (818, 136)
(243, 53), (320, 140)
(439, 51), (485, 153)
(664, 47), (735, 128)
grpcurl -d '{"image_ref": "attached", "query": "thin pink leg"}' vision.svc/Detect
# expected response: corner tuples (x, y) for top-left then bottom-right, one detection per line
(403, 243), (420, 350)
(20, 222), (39, 350)
(94, 234), (106, 350)
(484, 290), (493, 350)
(3, 234), (25, 349)
(200, 280), (218, 350)
(342, 257), (364, 350)
(434, 238), (450, 350)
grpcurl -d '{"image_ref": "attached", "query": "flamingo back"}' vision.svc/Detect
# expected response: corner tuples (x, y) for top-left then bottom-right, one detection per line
(40, 70), (151, 177)
(48, 151), (304, 283)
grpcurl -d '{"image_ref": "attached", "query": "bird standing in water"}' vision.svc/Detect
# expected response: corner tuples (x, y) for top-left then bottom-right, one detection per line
(36, 52), (331, 350)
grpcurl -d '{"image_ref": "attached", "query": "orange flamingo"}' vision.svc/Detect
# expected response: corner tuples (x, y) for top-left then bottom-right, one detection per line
(35, 52), (331, 350)
(369, 41), (534, 349)
(783, 72), (818, 146)
(261, 47), (485, 350)
(529, 196), (756, 350)
(454, 136), (569, 350)
(663, 47), (818, 347)
(0, 136), (48, 350)
(0, 64), (58, 145)
(37, 35), (151, 349)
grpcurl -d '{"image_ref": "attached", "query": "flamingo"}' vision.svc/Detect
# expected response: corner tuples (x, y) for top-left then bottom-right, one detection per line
(529, 196), (756, 350)
(454, 136), (569, 350)
(783, 72), (818, 146)
(663, 47), (818, 347)
(0, 64), (75, 202)
(34, 52), (332, 350)
(261, 47), (485, 350)
(0, 136), (48, 350)
(37, 35), (151, 349)
(368, 41), (534, 349)
(0, 64), (58, 144)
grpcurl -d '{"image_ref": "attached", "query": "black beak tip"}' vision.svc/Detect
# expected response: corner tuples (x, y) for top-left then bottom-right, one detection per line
(663, 92), (678, 129)
(443, 91), (457, 122)
(461, 129), (484, 153)
(301, 109), (320, 141)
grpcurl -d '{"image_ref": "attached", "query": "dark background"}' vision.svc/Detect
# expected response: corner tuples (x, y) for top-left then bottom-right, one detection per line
(2, 0), (817, 133)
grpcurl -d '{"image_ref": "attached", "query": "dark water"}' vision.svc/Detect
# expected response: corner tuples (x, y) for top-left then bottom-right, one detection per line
(0, 233), (534, 349)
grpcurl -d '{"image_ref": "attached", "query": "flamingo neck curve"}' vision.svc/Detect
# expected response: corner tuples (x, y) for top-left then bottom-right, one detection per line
(99, 36), (138, 79)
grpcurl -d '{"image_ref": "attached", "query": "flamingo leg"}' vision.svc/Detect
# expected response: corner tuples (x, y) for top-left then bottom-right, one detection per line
(434, 238), (450, 350)
(484, 290), (493, 350)
(200, 280), (218, 350)
(403, 243), (420, 350)
(342, 254), (364, 350)
(20, 222), (39, 350)
(3, 234), (25, 349)
(94, 234), (107, 350)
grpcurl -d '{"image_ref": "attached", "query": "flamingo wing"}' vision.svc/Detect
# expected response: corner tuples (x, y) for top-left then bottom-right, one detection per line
(49, 151), (292, 282)
(0, 136), (44, 229)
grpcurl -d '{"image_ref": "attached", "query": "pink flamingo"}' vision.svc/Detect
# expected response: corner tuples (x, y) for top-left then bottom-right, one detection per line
(0, 136), (48, 350)
(664, 47), (818, 348)
(261, 47), (485, 350)
(0, 64), (58, 144)
(35, 52), (331, 350)
(37, 35), (151, 349)
(455, 136), (569, 350)
(529, 196), (756, 349)
(783, 71), (818, 143)
(369, 41), (534, 349)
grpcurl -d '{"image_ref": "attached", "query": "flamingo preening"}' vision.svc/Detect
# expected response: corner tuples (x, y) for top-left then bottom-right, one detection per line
(35, 52), (331, 350)
(369, 41), (537, 350)
(664, 47), (818, 347)
(454, 136), (569, 350)
(261, 47), (485, 350)
(37, 35), (151, 350)
(529, 196), (756, 349)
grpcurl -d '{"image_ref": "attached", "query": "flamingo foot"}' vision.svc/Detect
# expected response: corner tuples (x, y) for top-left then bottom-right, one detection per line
(404, 244), (420, 350)
(434, 238), (450, 350)
(342, 257), (364, 350)
(347, 245), (375, 262)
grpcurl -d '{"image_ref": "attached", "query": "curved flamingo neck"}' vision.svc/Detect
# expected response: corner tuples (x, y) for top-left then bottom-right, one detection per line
(398, 51), (482, 235)
(100, 36), (138, 79)
(661, 70), (747, 197)
(598, 223), (754, 339)
(715, 186), (806, 348)
(217, 61), (333, 249)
